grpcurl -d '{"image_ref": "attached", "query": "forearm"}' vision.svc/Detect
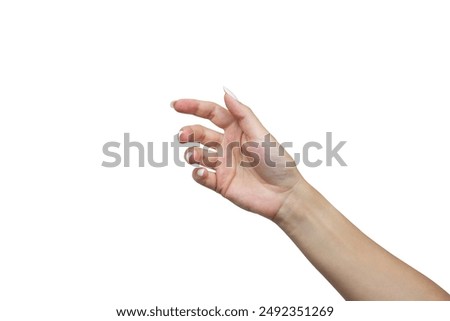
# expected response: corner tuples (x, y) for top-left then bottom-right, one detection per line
(274, 181), (450, 301)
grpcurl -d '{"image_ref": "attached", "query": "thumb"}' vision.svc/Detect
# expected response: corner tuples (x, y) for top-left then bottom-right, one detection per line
(223, 87), (268, 139)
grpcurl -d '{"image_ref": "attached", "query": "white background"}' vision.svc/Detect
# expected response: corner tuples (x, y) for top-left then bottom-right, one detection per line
(1, 1), (449, 320)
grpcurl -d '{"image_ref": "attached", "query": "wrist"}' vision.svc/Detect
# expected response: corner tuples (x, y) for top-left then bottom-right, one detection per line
(273, 179), (329, 232)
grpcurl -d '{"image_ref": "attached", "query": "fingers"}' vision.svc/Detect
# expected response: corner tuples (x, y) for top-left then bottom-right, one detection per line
(223, 92), (268, 139)
(172, 99), (234, 129)
(171, 93), (269, 140)
(184, 147), (219, 169)
(186, 147), (218, 192)
(179, 124), (223, 149)
(192, 168), (217, 191)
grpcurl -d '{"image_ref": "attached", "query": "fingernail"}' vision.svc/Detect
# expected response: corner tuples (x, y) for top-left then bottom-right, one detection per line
(178, 130), (183, 141)
(185, 151), (192, 162)
(223, 86), (238, 101)
(170, 100), (176, 108)
(197, 168), (205, 177)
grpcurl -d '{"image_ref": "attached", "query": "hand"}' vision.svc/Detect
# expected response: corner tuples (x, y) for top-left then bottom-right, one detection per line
(172, 88), (450, 300)
(172, 88), (303, 220)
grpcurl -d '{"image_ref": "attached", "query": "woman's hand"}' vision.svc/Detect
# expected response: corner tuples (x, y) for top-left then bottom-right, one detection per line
(172, 88), (450, 300)
(172, 88), (302, 220)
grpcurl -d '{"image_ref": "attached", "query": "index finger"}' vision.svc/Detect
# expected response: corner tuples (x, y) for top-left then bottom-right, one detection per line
(171, 99), (234, 129)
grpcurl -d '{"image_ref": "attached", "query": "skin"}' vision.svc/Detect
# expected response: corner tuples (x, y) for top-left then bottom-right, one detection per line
(172, 91), (450, 301)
